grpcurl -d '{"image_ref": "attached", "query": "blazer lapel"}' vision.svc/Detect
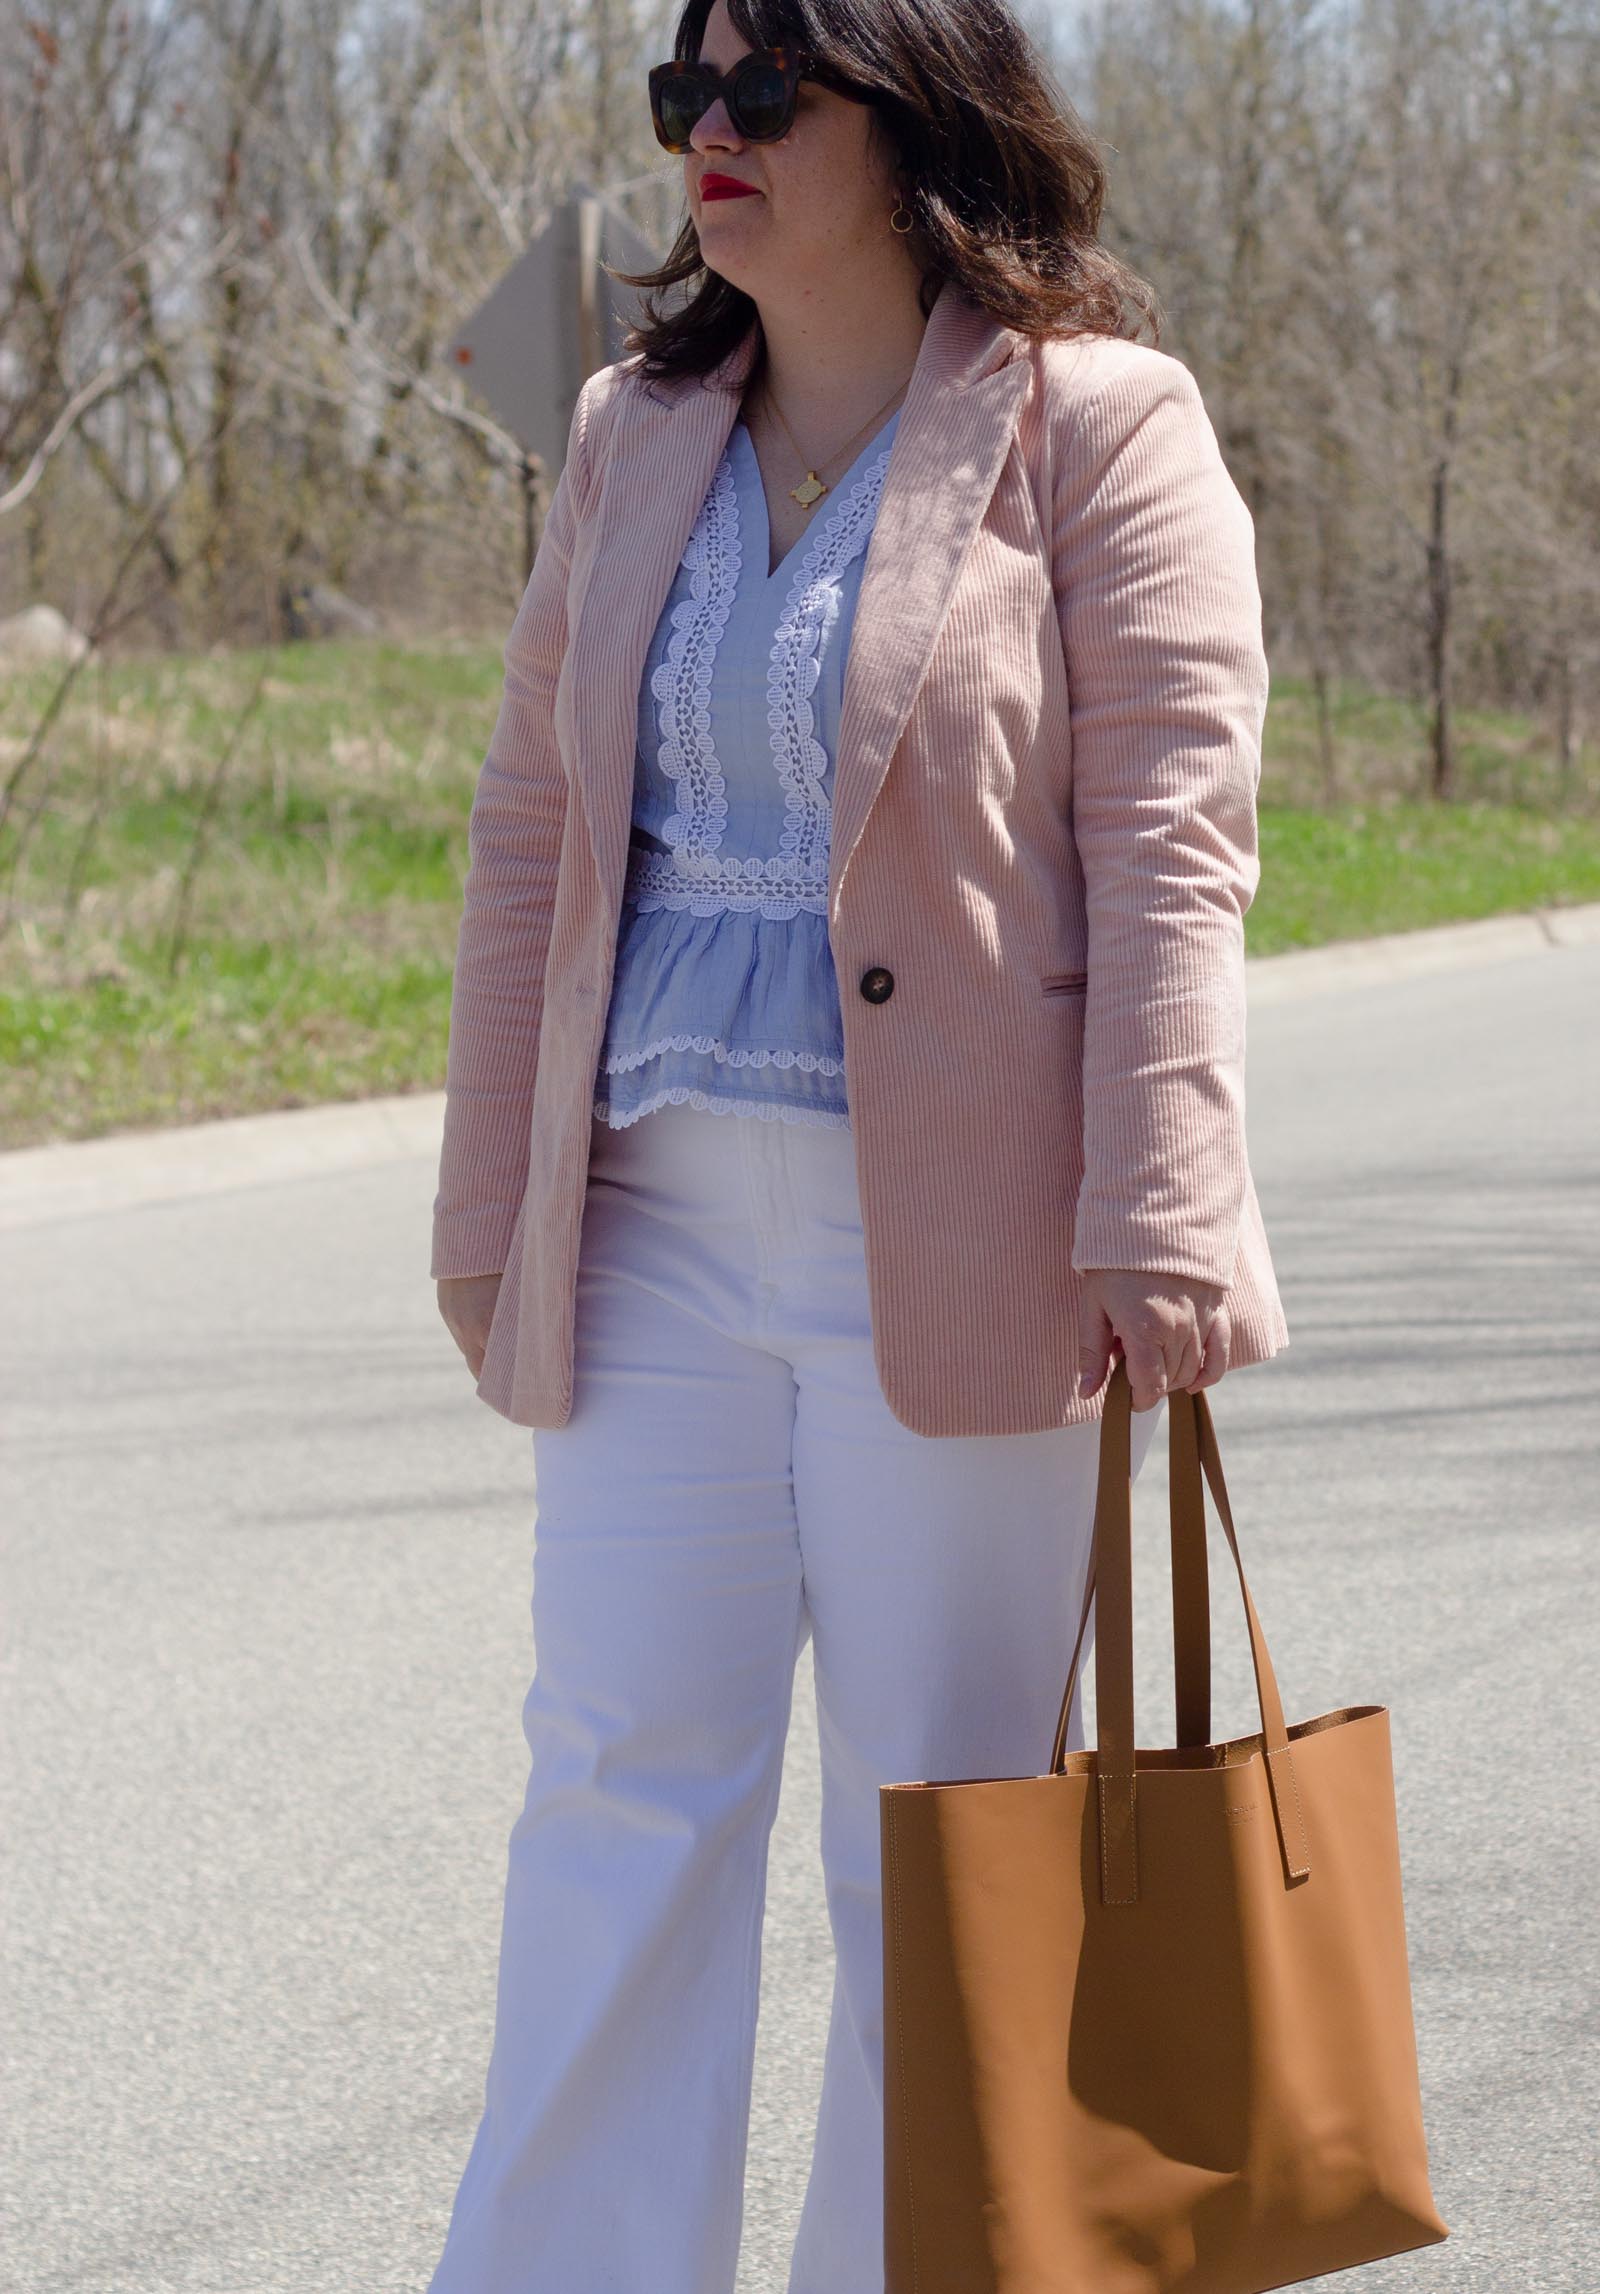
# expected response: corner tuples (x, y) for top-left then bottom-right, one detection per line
(830, 286), (1030, 920)
(563, 278), (1029, 925)
(562, 326), (757, 916)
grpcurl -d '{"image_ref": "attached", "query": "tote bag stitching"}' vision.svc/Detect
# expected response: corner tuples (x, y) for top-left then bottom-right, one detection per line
(1267, 1741), (1313, 1877)
(886, 1802), (922, 2289)
(1098, 1772), (1137, 1904)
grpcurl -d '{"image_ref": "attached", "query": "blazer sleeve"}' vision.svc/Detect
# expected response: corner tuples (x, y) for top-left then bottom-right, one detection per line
(1050, 349), (1270, 1290)
(430, 376), (600, 1281)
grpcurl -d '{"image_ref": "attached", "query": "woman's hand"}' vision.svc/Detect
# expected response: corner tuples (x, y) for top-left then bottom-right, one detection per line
(436, 1273), (504, 1380)
(1076, 1268), (1230, 1411)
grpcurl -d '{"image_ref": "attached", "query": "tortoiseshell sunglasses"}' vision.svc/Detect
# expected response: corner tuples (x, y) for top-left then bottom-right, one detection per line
(648, 45), (873, 152)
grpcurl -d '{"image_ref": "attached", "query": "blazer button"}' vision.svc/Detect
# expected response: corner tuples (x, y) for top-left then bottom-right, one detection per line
(859, 965), (895, 1004)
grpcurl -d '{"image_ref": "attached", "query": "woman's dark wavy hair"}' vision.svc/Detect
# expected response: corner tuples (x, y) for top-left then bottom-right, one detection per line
(610, 0), (1161, 387)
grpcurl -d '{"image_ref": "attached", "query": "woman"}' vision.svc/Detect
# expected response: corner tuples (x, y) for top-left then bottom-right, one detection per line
(428, 0), (1290, 2286)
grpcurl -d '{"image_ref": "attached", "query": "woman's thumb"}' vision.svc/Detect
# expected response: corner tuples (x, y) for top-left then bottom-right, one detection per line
(1077, 1294), (1113, 1396)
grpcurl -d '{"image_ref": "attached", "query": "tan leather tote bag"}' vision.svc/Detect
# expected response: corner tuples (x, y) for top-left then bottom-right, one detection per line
(880, 1358), (1449, 2293)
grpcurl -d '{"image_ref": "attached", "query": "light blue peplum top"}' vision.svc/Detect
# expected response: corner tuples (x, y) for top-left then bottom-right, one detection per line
(591, 404), (902, 1134)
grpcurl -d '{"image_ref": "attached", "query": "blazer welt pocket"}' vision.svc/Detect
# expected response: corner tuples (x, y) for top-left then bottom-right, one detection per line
(1040, 970), (1088, 997)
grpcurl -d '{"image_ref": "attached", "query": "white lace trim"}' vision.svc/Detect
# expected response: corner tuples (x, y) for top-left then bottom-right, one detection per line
(627, 431), (893, 924)
(764, 449), (886, 895)
(623, 867), (830, 920)
(600, 1032), (845, 1077)
(593, 1087), (851, 1132)
(649, 453), (739, 863)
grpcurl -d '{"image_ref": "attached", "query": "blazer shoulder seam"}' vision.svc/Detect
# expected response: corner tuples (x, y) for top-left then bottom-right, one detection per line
(1037, 334), (1201, 471)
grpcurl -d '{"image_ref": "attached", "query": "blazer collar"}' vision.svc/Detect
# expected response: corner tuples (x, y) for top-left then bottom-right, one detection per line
(565, 277), (1034, 925)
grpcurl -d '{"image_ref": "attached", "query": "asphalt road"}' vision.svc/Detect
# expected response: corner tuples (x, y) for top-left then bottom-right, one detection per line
(2, 927), (1596, 2294)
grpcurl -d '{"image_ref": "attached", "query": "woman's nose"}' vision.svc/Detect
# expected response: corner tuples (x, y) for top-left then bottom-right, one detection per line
(690, 97), (743, 153)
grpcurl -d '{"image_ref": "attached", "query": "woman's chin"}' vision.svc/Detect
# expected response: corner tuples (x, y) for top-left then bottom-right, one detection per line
(696, 229), (768, 296)
(697, 198), (767, 244)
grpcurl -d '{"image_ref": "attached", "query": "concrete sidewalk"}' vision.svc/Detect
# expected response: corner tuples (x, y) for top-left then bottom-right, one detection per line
(4, 896), (1598, 1232)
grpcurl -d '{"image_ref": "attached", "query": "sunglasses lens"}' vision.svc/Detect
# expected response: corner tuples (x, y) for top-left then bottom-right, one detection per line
(731, 57), (793, 137)
(655, 73), (714, 147)
(650, 51), (799, 149)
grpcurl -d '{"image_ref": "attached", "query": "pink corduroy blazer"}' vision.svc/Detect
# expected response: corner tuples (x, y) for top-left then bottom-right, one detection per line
(431, 276), (1291, 1436)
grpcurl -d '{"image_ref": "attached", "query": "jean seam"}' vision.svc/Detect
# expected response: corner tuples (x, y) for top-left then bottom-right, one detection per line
(716, 1579), (805, 2288)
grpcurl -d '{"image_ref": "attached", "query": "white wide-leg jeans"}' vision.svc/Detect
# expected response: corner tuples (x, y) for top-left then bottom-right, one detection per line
(427, 1098), (1162, 2294)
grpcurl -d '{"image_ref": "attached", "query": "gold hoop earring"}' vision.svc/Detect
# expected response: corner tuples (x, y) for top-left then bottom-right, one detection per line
(889, 200), (914, 234)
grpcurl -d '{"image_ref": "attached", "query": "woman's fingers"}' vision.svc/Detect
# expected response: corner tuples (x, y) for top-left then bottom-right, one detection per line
(1076, 1292), (1116, 1396)
(1077, 1269), (1230, 1409)
(1120, 1332), (1174, 1412)
(1189, 1305), (1232, 1392)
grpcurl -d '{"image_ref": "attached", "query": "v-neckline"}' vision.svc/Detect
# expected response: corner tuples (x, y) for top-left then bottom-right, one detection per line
(735, 409), (901, 590)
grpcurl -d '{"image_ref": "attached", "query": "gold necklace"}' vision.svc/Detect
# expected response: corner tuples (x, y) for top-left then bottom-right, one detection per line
(756, 371), (912, 509)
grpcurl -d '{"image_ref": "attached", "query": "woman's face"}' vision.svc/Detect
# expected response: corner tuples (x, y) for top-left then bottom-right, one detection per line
(683, 1), (906, 300)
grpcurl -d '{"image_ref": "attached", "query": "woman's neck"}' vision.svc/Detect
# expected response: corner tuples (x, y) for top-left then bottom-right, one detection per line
(746, 258), (931, 437)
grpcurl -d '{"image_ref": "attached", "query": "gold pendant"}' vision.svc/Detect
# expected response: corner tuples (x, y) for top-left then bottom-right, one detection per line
(790, 472), (828, 508)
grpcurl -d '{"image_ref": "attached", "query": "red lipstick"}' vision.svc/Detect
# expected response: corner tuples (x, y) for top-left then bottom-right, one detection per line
(700, 172), (761, 200)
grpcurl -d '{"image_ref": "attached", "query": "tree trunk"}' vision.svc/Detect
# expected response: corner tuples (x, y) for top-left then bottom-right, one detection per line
(1426, 454), (1455, 800)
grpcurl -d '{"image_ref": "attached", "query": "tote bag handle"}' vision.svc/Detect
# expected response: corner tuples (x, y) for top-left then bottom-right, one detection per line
(1050, 1359), (1313, 1904)
(1052, 1383), (1217, 1757)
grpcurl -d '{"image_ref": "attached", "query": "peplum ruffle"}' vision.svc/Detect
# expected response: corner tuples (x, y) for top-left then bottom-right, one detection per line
(593, 896), (849, 1130)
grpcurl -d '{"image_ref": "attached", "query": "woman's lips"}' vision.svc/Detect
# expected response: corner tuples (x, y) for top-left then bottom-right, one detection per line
(700, 173), (761, 200)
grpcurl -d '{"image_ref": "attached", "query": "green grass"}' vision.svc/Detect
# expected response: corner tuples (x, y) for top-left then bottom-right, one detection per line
(1249, 673), (1600, 950)
(1, 650), (1595, 1149)
(1251, 798), (1600, 953)
(1, 641), (484, 1147)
